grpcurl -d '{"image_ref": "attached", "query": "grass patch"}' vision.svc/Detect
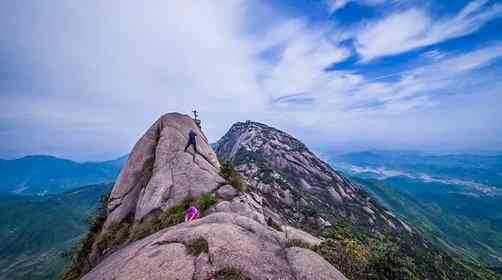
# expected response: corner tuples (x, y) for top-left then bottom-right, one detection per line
(185, 237), (209, 256)
(95, 222), (131, 255)
(214, 267), (249, 280)
(219, 160), (237, 180)
(195, 193), (218, 213)
(220, 160), (247, 192)
(131, 194), (218, 242)
(131, 197), (192, 241)
(62, 193), (219, 280)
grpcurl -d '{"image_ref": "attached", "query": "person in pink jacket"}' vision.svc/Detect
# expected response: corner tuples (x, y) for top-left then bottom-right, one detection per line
(184, 206), (200, 222)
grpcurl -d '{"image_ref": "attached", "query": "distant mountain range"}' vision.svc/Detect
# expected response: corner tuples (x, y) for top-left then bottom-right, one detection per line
(329, 150), (502, 270)
(0, 155), (127, 195)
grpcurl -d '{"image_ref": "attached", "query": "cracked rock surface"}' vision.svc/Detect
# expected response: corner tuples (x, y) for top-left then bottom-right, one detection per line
(104, 113), (224, 229)
(216, 121), (412, 234)
(82, 212), (347, 280)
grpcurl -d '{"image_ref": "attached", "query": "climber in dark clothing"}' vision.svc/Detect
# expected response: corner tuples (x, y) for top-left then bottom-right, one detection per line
(184, 129), (198, 161)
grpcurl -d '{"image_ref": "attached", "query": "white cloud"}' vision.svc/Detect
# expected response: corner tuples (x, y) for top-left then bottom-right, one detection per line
(328, 0), (386, 13)
(0, 0), (501, 160)
(349, 43), (502, 110)
(354, 0), (502, 61)
(260, 23), (351, 99)
(0, 0), (270, 160)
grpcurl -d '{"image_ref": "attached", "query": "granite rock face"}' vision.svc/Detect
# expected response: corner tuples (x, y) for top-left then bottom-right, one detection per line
(216, 121), (412, 234)
(81, 114), (349, 280)
(82, 212), (347, 280)
(215, 184), (239, 200)
(104, 113), (224, 229)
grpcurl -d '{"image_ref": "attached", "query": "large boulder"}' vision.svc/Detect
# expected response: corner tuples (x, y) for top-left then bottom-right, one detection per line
(82, 212), (347, 280)
(216, 184), (239, 200)
(104, 113), (224, 229)
(286, 247), (348, 280)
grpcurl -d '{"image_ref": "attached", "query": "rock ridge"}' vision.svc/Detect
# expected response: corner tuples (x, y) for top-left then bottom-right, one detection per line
(216, 120), (412, 234)
(78, 113), (348, 280)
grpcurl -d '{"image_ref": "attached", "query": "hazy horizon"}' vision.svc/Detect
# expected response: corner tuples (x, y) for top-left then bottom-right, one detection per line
(2, 138), (501, 163)
(1, 0), (501, 161)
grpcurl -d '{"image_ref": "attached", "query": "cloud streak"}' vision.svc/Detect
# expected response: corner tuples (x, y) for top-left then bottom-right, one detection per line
(328, 0), (387, 13)
(354, 0), (502, 61)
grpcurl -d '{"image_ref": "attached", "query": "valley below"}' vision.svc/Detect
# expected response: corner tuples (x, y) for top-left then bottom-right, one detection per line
(329, 151), (502, 270)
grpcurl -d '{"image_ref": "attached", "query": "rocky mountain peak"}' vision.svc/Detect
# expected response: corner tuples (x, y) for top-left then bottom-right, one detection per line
(218, 120), (308, 161)
(70, 113), (348, 280)
(216, 120), (412, 234)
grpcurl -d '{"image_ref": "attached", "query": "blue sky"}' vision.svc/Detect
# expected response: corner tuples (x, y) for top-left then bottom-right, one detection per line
(1, 0), (501, 161)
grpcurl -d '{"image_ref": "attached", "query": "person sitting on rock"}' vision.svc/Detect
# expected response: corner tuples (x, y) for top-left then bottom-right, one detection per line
(184, 129), (198, 161)
(184, 206), (200, 222)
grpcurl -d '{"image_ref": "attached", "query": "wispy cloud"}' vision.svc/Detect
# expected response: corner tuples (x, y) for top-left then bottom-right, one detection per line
(347, 43), (502, 112)
(354, 0), (502, 61)
(327, 0), (386, 13)
(259, 22), (351, 99)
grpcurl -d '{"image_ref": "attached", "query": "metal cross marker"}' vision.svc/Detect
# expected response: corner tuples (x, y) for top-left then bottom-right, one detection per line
(192, 109), (199, 120)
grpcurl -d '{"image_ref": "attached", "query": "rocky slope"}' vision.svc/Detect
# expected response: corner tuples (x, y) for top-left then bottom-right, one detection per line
(70, 113), (348, 280)
(215, 121), (412, 235)
(82, 212), (346, 280)
(215, 121), (502, 280)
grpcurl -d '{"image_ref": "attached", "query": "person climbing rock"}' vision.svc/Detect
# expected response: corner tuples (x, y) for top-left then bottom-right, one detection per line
(184, 129), (198, 161)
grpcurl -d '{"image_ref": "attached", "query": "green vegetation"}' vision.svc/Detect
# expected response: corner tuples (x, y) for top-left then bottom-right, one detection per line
(0, 183), (112, 280)
(214, 267), (249, 280)
(352, 176), (502, 274)
(132, 194), (218, 241)
(185, 237), (209, 256)
(196, 193), (218, 212)
(61, 193), (220, 280)
(60, 193), (110, 280)
(219, 160), (237, 180)
(220, 160), (247, 192)
(133, 200), (188, 240)
(312, 222), (501, 280)
(331, 151), (502, 273)
(95, 222), (131, 255)
(232, 149), (266, 167)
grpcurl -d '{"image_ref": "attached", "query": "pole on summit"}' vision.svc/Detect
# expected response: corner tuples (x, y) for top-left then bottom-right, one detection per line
(192, 109), (201, 129)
